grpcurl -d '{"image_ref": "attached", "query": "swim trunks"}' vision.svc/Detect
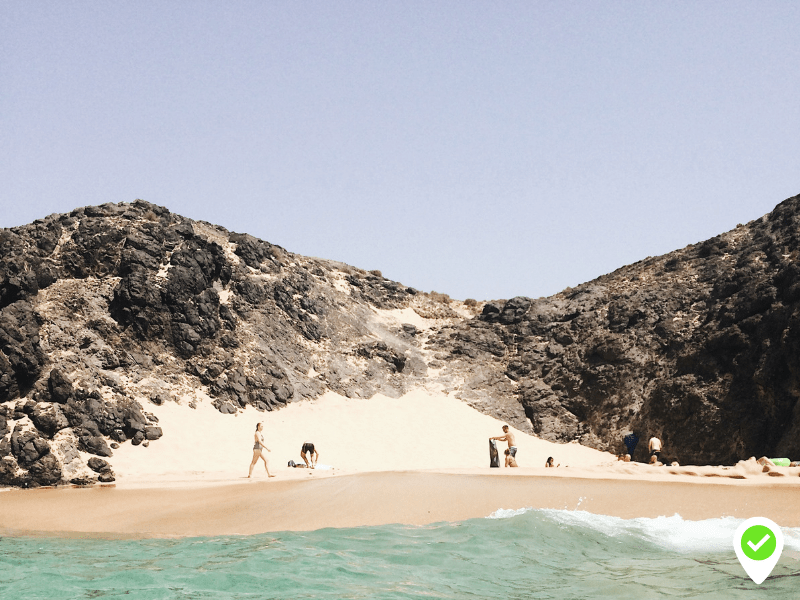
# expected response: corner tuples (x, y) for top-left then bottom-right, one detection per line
(509, 446), (517, 457)
(301, 442), (315, 455)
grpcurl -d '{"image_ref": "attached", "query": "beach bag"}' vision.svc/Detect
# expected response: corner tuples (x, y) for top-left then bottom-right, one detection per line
(288, 460), (296, 467)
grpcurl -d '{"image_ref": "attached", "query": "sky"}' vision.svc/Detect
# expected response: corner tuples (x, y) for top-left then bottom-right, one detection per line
(2, 2), (799, 301)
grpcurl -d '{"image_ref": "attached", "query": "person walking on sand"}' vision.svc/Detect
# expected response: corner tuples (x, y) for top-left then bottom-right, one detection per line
(300, 442), (319, 469)
(248, 423), (275, 478)
(490, 425), (517, 465)
(648, 436), (662, 463)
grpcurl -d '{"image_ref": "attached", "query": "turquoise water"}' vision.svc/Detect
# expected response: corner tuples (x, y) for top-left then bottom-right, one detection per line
(2, 509), (799, 599)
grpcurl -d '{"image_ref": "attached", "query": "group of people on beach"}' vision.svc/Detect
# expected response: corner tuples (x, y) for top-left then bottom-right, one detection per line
(490, 424), (559, 468)
(251, 420), (575, 477)
(247, 422), (319, 478)
(620, 431), (672, 465)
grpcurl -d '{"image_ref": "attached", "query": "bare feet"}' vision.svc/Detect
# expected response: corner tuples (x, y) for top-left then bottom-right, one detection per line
(268, 474), (276, 478)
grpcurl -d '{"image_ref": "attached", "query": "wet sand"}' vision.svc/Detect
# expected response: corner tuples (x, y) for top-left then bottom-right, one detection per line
(2, 469), (799, 538)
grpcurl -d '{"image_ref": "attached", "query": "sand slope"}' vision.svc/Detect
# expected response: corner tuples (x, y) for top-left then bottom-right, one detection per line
(109, 389), (615, 487)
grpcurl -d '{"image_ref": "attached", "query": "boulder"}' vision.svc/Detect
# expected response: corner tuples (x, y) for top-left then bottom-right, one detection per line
(48, 368), (75, 403)
(144, 426), (162, 441)
(28, 453), (62, 486)
(11, 427), (50, 468)
(87, 457), (110, 473)
(30, 403), (70, 437)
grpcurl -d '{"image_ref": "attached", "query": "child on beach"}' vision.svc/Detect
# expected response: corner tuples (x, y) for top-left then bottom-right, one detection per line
(504, 449), (518, 467)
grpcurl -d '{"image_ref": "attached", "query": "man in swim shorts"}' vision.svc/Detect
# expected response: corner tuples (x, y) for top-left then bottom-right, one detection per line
(648, 436), (662, 463)
(490, 425), (517, 466)
(301, 442), (318, 469)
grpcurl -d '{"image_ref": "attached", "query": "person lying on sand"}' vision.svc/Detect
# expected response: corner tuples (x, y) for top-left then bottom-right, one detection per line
(616, 454), (631, 462)
(248, 423), (275, 478)
(490, 425), (517, 462)
(545, 457), (560, 467)
(301, 442), (319, 469)
(504, 449), (518, 467)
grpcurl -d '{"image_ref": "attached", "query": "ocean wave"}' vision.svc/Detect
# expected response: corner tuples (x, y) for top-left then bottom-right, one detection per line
(486, 507), (800, 554)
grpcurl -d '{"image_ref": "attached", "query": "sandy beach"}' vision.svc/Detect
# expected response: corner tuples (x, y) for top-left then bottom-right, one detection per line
(2, 389), (799, 537)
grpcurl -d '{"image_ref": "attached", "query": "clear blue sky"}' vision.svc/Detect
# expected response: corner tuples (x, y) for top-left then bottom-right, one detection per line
(2, 2), (799, 300)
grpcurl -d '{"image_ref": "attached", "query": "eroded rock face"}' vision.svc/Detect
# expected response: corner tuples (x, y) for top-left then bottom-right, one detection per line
(431, 196), (800, 464)
(2, 195), (800, 486)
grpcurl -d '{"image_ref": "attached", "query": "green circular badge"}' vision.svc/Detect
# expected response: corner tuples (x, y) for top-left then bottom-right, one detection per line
(740, 524), (777, 561)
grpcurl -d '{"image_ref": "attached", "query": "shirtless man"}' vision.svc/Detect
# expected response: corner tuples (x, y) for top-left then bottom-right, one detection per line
(648, 436), (662, 463)
(490, 425), (517, 465)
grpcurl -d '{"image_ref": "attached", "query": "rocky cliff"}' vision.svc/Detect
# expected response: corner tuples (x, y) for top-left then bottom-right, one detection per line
(2, 195), (800, 486)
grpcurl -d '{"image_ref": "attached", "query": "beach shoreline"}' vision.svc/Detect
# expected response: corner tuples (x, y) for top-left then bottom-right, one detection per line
(2, 468), (800, 538)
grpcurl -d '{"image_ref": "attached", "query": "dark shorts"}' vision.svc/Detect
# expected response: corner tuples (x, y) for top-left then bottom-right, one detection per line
(651, 450), (661, 460)
(302, 443), (315, 455)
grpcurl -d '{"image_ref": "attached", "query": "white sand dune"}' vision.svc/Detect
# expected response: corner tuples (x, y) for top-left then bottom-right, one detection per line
(109, 389), (615, 487)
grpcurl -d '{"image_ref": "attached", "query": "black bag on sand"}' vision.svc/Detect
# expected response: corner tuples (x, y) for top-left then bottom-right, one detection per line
(489, 439), (500, 468)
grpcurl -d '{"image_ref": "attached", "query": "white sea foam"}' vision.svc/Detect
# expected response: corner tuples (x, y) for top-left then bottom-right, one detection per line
(486, 507), (533, 519)
(486, 508), (800, 554)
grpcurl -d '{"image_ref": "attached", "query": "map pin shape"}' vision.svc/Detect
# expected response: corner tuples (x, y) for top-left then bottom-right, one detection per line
(733, 516), (784, 584)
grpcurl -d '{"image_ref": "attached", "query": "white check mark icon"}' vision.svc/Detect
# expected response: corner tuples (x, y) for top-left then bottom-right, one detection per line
(748, 534), (770, 552)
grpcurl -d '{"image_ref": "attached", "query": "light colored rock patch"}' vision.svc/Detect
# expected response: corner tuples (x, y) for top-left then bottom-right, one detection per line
(330, 272), (352, 295)
(372, 307), (435, 331)
(52, 431), (89, 479)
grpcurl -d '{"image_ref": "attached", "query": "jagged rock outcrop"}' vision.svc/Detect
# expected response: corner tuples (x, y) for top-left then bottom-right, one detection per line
(0, 200), (446, 487)
(433, 196), (800, 464)
(2, 194), (800, 486)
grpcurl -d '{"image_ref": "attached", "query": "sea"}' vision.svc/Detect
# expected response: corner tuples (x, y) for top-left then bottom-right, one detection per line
(2, 509), (799, 599)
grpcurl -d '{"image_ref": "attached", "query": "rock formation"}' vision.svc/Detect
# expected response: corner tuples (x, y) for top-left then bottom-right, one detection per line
(2, 194), (800, 486)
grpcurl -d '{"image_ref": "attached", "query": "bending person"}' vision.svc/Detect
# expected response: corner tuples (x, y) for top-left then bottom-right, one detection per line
(490, 425), (517, 465)
(301, 441), (319, 469)
(248, 422), (275, 478)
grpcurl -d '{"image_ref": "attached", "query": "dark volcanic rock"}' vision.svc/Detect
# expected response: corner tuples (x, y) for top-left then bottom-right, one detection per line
(4, 194), (800, 489)
(30, 403), (70, 437)
(0, 301), (45, 401)
(11, 426), (51, 468)
(87, 457), (110, 473)
(48, 368), (75, 403)
(438, 194), (800, 464)
(28, 453), (61, 486)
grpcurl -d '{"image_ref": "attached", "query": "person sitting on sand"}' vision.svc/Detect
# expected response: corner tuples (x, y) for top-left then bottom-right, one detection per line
(490, 425), (517, 464)
(648, 436), (662, 462)
(545, 457), (560, 468)
(504, 449), (518, 467)
(248, 423), (274, 478)
(648, 455), (663, 466)
(301, 442), (319, 469)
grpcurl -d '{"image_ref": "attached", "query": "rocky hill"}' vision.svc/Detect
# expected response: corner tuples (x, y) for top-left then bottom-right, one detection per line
(2, 195), (800, 486)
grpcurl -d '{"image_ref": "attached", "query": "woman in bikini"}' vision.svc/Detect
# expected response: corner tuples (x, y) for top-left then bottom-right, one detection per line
(248, 422), (275, 478)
